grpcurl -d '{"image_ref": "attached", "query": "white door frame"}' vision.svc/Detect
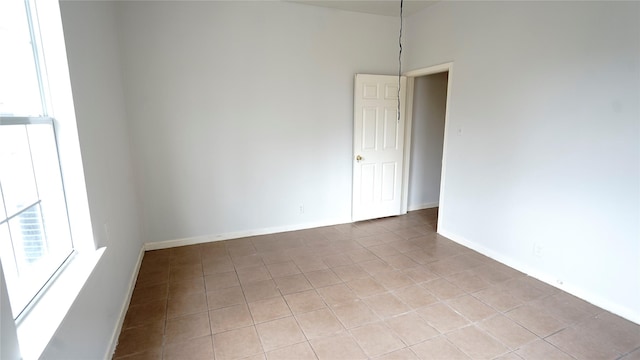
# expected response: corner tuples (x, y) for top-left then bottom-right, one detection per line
(400, 62), (453, 232)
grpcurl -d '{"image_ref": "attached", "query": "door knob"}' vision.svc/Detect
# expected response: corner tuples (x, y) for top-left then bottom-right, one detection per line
(356, 155), (363, 161)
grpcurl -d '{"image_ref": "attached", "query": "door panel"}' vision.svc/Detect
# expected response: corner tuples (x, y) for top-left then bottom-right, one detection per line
(352, 74), (406, 221)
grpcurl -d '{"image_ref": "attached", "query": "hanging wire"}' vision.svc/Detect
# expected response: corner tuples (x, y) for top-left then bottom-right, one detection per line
(397, 0), (403, 122)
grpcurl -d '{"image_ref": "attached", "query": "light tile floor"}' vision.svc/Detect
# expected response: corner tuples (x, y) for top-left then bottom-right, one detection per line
(113, 208), (640, 360)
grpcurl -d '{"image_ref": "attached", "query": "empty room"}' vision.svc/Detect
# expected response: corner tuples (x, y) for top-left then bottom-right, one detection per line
(0, 0), (638, 359)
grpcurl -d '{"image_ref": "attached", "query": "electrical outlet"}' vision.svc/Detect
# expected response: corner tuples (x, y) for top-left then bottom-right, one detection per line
(299, 204), (304, 215)
(533, 243), (543, 258)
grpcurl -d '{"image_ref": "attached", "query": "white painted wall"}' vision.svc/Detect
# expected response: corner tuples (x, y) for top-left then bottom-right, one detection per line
(115, 1), (399, 243)
(408, 72), (447, 210)
(40, 2), (144, 358)
(406, 1), (640, 322)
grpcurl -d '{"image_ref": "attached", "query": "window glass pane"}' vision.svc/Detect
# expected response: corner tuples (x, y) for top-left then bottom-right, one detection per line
(0, 0), (43, 116)
(0, 123), (73, 318)
(0, 125), (39, 216)
(28, 123), (72, 254)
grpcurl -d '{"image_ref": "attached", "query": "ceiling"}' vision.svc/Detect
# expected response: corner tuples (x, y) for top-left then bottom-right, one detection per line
(287, 0), (438, 17)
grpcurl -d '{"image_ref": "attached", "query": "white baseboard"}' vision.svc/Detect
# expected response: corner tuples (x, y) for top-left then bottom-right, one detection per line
(104, 246), (145, 360)
(408, 202), (439, 211)
(438, 227), (640, 325)
(144, 217), (353, 251)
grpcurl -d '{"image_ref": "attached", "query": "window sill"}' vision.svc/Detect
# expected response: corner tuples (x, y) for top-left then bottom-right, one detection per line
(16, 247), (105, 360)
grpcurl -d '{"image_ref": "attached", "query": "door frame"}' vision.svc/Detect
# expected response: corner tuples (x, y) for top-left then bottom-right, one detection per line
(400, 62), (453, 232)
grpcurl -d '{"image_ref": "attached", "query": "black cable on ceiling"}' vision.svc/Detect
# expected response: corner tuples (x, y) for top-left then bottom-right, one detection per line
(397, 0), (403, 123)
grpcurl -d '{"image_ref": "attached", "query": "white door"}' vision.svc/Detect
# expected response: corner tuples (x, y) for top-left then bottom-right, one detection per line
(352, 74), (407, 222)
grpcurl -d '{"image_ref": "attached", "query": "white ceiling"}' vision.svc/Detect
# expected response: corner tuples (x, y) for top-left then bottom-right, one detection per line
(287, 0), (438, 17)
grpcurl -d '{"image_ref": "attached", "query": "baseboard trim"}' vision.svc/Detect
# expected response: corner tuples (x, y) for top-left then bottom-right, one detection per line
(438, 227), (640, 325)
(408, 202), (439, 211)
(104, 246), (145, 360)
(144, 217), (353, 251)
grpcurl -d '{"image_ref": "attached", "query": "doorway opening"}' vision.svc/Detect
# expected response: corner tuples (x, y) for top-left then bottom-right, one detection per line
(402, 63), (453, 232)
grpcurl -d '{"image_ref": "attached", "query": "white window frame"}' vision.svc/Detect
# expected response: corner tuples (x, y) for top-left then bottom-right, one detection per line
(0, 1), (104, 359)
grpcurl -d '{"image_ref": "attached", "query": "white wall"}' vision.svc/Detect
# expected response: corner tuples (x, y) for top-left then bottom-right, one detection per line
(406, 1), (640, 322)
(115, 1), (399, 244)
(41, 2), (144, 358)
(408, 72), (448, 210)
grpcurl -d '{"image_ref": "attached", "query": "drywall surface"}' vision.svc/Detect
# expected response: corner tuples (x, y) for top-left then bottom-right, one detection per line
(408, 72), (447, 210)
(406, 1), (640, 322)
(41, 2), (143, 358)
(0, 262), (20, 360)
(116, 1), (399, 243)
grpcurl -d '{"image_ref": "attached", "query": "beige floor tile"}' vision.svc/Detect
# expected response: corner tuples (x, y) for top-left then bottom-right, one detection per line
(416, 303), (470, 333)
(266, 261), (301, 278)
(114, 321), (164, 358)
(350, 322), (405, 357)
(363, 292), (411, 319)
(505, 304), (567, 337)
(237, 265), (273, 285)
(284, 290), (326, 314)
(546, 326), (622, 359)
(472, 286), (523, 312)
(167, 291), (207, 318)
(123, 299), (167, 328)
(293, 257), (329, 273)
(347, 277), (387, 298)
(113, 348), (162, 360)
(296, 308), (344, 339)
(204, 271), (240, 291)
(374, 348), (419, 360)
(385, 312), (439, 346)
(477, 314), (538, 350)
(169, 263), (204, 282)
(209, 303), (253, 333)
(446, 271), (490, 293)
(266, 341), (317, 360)
(232, 254), (264, 270)
(130, 283), (168, 306)
(621, 348), (640, 360)
(359, 259), (395, 275)
(256, 316), (307, 352)
(317, 283), (359, 306)
(332, 301), (380, 329)
(274, 274), (313, 295)
(447, 294), (497, 322)
(249, 296), (292, 323)
(515, 339), (573, 360)
(242, 279), (281, 302)
(410, 336), (470, 360)
(346, 248), (378, 263)
(202, 256), (234, 275)
(332, 264), (370, 282)
(383, 254), (420, 270)
(165, 311), (212, 344)
(374, 270), (416, 290)
(163, 335), (214, 360)
(168, 276), (205, 298)
(304, 269), (342, 288)
(213, 326), (263, 360)
(323, 253), (354, 268)
(403, 267), (439, 284)
(309, 333), (367, 360)
(116, 210), (634, 360)
(393, 285), (438, 309)
(206, 285), (245, 310)
(446, 325), (509, 359)
(580, 312), (640, 354)
(421, 278), (466, 299)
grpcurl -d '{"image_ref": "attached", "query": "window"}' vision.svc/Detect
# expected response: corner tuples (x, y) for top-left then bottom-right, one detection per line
(0, 0), (74, 319)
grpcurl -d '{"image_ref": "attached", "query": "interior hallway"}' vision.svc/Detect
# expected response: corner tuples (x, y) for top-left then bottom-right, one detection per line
(114, 208), (640, 359)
